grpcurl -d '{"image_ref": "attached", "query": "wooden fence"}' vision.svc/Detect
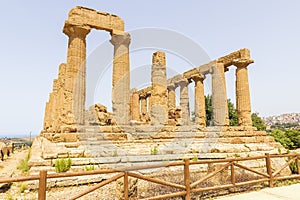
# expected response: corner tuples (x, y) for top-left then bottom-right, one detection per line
(0, 153), (300, 200)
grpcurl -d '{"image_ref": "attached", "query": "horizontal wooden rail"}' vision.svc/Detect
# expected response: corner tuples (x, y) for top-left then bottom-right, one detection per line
(128, 172), (185, 190)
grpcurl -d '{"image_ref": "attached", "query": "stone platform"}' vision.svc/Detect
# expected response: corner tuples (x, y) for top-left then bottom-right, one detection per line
(29, 126), (286, 175)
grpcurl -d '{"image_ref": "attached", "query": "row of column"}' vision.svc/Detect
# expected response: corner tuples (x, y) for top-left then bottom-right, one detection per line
(167, 75), (206, 126)
(130, 60), (253, 127)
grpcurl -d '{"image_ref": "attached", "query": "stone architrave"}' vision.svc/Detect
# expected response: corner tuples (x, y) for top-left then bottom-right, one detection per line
(110, 32), (131, 125)
(130, 89), (140, 122)
(212, 62), (229, 126)
(63, 24), (91, 131)
(178, 78), (190, 125)
(191, 74), (206, 126)
(167, 84), (176, 109)
(150, 51), (168, 125)
(233, 59), (254, 126)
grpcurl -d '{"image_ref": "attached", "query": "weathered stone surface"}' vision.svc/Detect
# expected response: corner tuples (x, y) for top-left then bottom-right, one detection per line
(150, 51), (168, 125)
(168, 107), (182, 126)
(130, 88), (140, 122)
(212, 62), (229, 126)
(67, 6), (124, 33)
(85, 104), (115, 126)
(139, 94), (150, 123)
(111, 32), (131, 126)
(233, 58), (254, 126)
(178, 78), (190, 125)
(191, 74), (206, 126)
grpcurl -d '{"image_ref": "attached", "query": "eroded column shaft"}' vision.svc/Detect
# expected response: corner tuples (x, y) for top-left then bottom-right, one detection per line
(150, 51), (168, 125)
(192, 75), (206, 126)
(130, 89), (140, 121)
(63, 25), (90, 129)
(212, 62), (229, 126)
(110, 33), (131, 125)
(234, 60), (253, 126)
(167, 85), (176, 109)
(179, 79), (190, 125)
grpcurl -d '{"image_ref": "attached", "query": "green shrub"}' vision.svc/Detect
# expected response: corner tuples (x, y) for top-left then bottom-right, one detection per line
(269, 129), (300, 149)
(17, 148), (31, 172)
(287, 156), (300, 174)
(191, 156), (198, 161)
(6, 193), (13, 200)
(113, 150), (118, 157)
(85, 164), (95, 171)
(150, 146), (158, 155)
(55, 157), (72, 173)
(18, 182), (28, 193)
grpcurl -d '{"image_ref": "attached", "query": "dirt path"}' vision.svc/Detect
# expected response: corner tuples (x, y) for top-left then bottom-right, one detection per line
(0, 149), (28, 178)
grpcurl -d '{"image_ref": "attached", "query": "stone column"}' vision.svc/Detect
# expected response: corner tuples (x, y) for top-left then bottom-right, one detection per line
(63, 24), (91, 129)
(130, 89), (140, 122)
(167, 84), (176, 109)
(179, 78), (190, 125)
(150, 51), (168, 125)
(212, 62), (229, 126)
(233, 59), (254, 126)
(110, 32), (131, 125)
(140, 94), (149, 122)
(191, 74), (206, 126)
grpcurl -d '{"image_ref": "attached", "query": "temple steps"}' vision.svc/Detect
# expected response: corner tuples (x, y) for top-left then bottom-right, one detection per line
(29, 128), (286, 176)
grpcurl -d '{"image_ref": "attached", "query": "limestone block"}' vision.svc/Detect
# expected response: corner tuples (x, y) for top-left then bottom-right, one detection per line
(67, 6), (124, 32)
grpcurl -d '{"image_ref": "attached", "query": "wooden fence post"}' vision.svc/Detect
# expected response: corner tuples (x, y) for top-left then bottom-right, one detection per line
(124, 172), (129, 200)
(184, 159), (191, 200)
(265, 153), (273, 187)
(38, 170), (47, 200)
(231, 161), (235, 186)
(295, 155), (300, 175)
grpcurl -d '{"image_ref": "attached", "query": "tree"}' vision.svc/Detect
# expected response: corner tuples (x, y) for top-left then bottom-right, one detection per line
(269, 129), (294, 149)
(204, 95), (265, 130)
(285, 130), (300, 149)
(205, 95), (213, 126)
(251, 113), (267, 131)
(204, 95), (238, 126)
(227, 99), (238, 126)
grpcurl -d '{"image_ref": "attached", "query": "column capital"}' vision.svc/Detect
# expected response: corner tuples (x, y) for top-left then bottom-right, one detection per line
(178, 78), (189, 87)
(232, 59), (254, 68)
(191, 74), (205, 82)
(63, 23), (91, 38)
(139, 93), (147, 99)
(110, 32), (131, 47)
(167, 84), (177, 91)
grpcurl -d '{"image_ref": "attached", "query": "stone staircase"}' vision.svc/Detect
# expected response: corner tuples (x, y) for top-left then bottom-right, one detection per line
(29, 125), (286, 175)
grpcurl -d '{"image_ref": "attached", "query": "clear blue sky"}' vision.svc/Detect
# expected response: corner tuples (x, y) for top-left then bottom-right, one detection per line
(1, 1), (300, 137)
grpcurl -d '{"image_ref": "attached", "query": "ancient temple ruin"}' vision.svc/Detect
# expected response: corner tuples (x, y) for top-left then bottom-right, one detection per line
(42, 6), (254, 135)
(30, 6), (285, 174)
